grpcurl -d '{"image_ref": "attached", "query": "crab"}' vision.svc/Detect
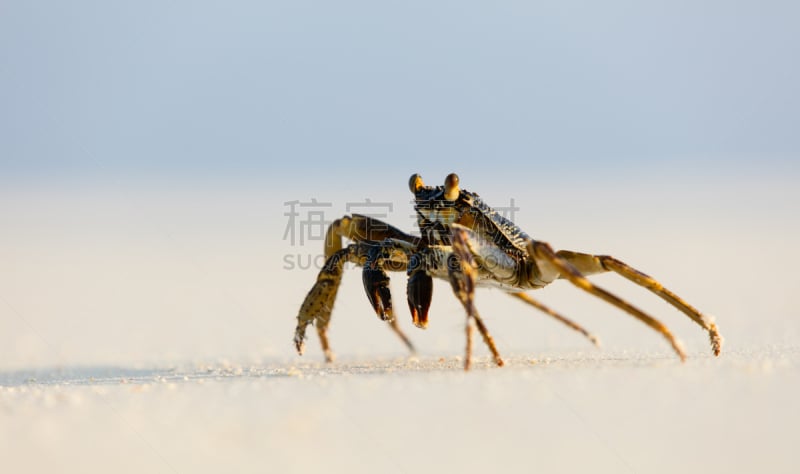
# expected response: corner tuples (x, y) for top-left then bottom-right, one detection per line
(293, 173), (722, 369)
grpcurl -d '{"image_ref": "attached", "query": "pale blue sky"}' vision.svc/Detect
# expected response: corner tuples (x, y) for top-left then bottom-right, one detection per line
(2, 0), (798, 186)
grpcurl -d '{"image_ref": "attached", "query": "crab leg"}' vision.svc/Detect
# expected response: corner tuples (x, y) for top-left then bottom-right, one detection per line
(510, 292), (601, 347)
(295, 247), (351, 362)
(465, 316), (474, 371)
(527, 240), (688, 361)
(325, 214), (419, 257)
(450, 227), (504, 369)
(556, 250), (722, 356)
(471, 312), (504, 368)
(388, 318), (416, 354)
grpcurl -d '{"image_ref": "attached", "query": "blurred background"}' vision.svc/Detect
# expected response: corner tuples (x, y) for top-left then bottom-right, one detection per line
(2, 0), (799, 370)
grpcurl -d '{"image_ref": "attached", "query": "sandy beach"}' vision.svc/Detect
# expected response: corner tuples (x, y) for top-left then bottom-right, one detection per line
(3, 348), (798, 474)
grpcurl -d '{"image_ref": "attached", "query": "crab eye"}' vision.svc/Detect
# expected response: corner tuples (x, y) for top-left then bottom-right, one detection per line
(409, 174), (424, 193)
(444, 173), (460, 201)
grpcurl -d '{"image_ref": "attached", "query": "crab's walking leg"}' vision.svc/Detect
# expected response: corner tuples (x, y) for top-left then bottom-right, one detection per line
(528, 240), (687, 361)
(450, 228), (504, 369)
(464, 317), (475, 371)
(387, 317), (416, 354)
(557, 251), (722, 356)
(295, 247), (351, 362)
(325, 214), (419, 256)
(510, 292), (601, 347)
(471, 312), (503, 368)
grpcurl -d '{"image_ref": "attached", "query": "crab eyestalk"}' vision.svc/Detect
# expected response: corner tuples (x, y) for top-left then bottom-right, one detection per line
(409, 173), (425, 193)
(444, 173), (460, 201)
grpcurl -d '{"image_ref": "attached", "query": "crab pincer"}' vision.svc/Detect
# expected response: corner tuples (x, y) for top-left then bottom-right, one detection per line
(362, 265), (394, 321)
(407, 264), (433, 329)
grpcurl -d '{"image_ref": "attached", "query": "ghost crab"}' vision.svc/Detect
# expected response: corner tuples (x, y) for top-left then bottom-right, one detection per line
(293, 173), (722, 369)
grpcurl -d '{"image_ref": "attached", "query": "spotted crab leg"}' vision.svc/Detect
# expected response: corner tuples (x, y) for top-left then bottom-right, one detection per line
(294, 247), (352, 362)
(528, 240), (687, 361)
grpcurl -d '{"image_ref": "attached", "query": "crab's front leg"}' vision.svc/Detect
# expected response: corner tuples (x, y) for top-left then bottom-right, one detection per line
(405, 240), (504, 369)
(294, 246), (354, 362)
(449, 228), (505, 370)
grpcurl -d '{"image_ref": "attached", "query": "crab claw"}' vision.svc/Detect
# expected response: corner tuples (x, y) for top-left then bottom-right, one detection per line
(407, 269), (433, 328)
(362, 266), (393, 321)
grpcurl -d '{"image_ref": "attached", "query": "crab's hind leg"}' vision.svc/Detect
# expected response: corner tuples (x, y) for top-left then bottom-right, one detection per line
(556, 250), (722, 355)
(510, 292), (601, 347)
(449, 227), (504, 370)
(527, 240), (687, 361)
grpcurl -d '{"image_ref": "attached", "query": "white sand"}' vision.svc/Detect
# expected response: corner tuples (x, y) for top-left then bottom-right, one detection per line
(2, 348), (798, 474)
